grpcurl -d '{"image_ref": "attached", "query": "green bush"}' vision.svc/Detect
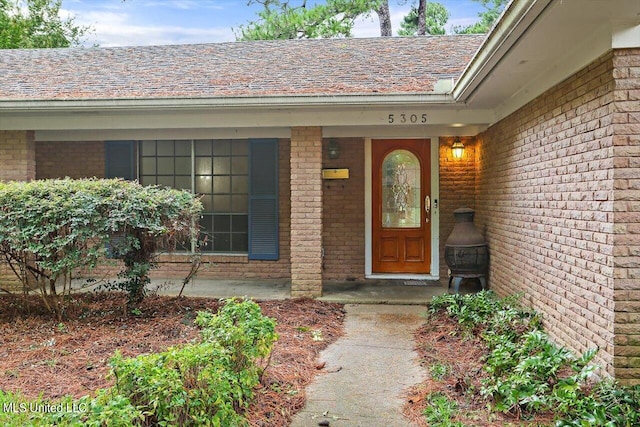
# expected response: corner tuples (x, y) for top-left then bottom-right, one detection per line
(0, 178), (202, 317)
(108, 298), (277, 426)
(0, 299), (277, 426)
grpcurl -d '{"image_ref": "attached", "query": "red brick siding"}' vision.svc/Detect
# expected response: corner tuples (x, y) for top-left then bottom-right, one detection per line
(36, 141), (105, 179)
(611, 48), (640, 383)
(438, 137), (478, 282)
(290, 127), (323, 297)
(322, 138), (365, 281)
(0, 130), (35, 182)
(475, 52), (618, 377)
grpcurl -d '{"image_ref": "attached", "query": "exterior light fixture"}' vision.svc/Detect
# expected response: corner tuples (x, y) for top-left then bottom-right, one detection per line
(451, 137), (465, 159)
(328, 139), (340, 159)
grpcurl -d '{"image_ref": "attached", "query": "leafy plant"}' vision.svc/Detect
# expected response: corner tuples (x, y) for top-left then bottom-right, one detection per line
(0, 178), (202, 317)
(430, 291), (601, 422)
(423, 392), (464, 427)
(0, 299), (278, 426)
(110, 298), (277, 426)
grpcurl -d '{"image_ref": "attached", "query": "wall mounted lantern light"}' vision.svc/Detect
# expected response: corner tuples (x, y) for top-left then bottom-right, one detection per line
(451, 137), (465, 159)
(328, 139), (340, 159)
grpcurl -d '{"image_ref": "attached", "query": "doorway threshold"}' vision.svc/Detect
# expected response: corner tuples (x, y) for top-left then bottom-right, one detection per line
(366, 274), (439, 282)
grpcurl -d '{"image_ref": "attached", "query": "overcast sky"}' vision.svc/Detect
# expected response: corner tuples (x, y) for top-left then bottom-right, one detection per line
(60, 0), (485, 47)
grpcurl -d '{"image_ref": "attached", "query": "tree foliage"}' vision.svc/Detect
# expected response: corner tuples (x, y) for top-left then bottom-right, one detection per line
(0, 178), (202, 318)
(235, 0), (383, 40)
(453, 0), (508, 34)
(0, 0), (90, 48)
(398, 1), (449, 36)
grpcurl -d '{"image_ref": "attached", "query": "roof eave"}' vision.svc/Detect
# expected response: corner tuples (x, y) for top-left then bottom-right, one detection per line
(0, 92), (457, 112)
(452, 0), (554, 102)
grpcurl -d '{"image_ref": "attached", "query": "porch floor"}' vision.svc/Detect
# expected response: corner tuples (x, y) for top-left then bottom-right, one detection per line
(141, 278), (483, 304)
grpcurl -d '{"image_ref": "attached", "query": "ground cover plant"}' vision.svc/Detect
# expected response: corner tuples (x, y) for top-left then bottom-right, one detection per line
(405, 291), (640, 426)
(0, 293), (345, 426)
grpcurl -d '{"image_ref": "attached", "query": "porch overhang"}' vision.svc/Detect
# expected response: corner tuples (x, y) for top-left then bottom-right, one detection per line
(0, 93), (495, 140)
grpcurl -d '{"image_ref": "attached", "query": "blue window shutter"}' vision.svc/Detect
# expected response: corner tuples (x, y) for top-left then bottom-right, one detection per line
(249, 139), (279, 260)
(105, 141), (135, 180)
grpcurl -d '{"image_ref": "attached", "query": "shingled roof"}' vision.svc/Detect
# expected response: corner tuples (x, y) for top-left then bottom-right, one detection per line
(0, 36), (484, 101)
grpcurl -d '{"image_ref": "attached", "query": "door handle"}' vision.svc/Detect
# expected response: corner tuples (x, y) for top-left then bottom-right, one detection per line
(425, 195), (430, 223)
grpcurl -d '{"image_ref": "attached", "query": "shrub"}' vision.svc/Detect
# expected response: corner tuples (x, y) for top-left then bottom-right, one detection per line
(0, 178), (202, 317)
(0, 299), (277, 426)
(109, 298), (277, 426)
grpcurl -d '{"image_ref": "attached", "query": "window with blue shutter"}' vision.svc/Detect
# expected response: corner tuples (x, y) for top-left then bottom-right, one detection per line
(248, 139), (279, 260)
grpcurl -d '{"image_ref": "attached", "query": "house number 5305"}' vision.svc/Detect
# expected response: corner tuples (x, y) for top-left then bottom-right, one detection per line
(388, 113), (428, 124)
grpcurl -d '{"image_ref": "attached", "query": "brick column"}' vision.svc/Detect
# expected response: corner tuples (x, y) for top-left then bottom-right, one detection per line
(0, 130), (36, 181)
(290, 127), (323, 297)
(612, 48), (640, 384)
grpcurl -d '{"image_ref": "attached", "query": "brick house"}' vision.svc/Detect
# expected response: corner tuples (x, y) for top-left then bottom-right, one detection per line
(1, 0), (639, 383)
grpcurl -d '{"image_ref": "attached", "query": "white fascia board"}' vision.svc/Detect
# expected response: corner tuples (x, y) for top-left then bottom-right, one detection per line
(453, 0), (553, 102)
(0, 93), (453, 112)
(1, 101), (495, 132)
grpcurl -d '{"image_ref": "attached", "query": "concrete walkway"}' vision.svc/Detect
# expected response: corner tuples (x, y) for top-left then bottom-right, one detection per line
(290, 304), (428, 427)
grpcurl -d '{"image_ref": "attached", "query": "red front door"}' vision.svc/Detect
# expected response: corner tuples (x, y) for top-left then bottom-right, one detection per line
(372, 139), (431, 273)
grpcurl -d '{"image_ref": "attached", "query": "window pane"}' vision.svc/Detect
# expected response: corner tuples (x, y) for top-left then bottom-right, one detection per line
(213, 195), (231, 212)
(231, 196), (247, 213)
(141, 175), (156, 185)
(213, 140), (231, 156)
(195, 176), (212, 194)
(199, 215), (213, 251)
(232, 215), (248, 233)
(201, 195), (213, 211)
(195, 140), (212, 156)
(213, 176), (230, 193)
(175, 176), (191, 191)
(231, 157), (248, 174)
(175, 142), (191, 156)
(157, 158), (174, 174)
(175, 157), (191, 175)
(141, 140), (156, 156)
(232, 233), (248, 252)
(212, 233), (230, 252)
(157, 140), (174, 156)
(157, 176), (174, 187)
(213, 157), (230, 175)
(196, 157), (212, 175)
(233, 140), (249, 156)
(213, 215), (231, 232)
(141, 158), (156, 175)
(232, 176), (248, 193)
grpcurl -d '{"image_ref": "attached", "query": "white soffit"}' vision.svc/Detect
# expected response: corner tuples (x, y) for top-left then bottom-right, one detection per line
(457, 0), (640, 122)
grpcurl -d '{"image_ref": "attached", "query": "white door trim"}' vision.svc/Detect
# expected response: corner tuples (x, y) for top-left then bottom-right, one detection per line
(365, 137), (440, 280)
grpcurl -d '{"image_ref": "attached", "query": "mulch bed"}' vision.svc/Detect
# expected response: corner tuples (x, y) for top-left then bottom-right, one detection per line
(0, 292), (345, 427)
(403, 310), (555, 426)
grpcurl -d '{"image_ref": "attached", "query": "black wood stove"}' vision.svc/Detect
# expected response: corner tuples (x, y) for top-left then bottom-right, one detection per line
(444, 208), (488, 293)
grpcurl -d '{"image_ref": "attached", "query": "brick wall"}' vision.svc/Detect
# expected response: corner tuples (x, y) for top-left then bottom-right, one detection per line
(438, 137), (478, 282)
(475, 52), (618, 378)
(290, 127), (323, 297)
(611, 48), (640, 383)
(0, 130), (35, 182)
(322, 138), (365, 281)
(36, 141), (105, 179)
(0, 131), (36, 289)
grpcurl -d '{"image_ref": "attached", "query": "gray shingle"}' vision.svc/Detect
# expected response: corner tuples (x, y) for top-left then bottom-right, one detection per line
(0, 36), (484, 101)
